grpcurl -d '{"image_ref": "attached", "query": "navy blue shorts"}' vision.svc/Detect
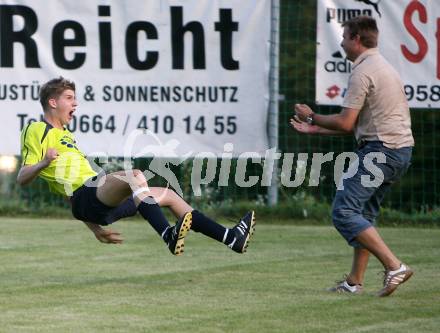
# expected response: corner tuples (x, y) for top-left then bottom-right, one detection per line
(70, 181), (137, 226)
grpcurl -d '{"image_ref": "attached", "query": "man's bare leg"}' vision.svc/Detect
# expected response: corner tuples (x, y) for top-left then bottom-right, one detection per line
(347, 247), (370, 285)
(355, 226), (400, 271)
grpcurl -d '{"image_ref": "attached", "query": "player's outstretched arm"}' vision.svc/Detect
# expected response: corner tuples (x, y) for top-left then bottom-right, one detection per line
(83, 222), (124, 244)
(17, 148), (59, 186)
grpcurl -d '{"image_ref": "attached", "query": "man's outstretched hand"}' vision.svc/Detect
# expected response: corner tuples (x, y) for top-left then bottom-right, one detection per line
(84, 222), (123, 244)
(290, 115), (319, 134)
(94, 228), (124, 244)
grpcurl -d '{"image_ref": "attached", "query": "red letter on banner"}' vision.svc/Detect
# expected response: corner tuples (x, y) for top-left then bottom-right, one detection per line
(437, 18), (440, 79)
(401, 0), (427, 63)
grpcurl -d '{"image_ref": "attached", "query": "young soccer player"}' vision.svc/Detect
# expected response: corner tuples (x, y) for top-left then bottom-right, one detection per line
(17, 77), (255, 255)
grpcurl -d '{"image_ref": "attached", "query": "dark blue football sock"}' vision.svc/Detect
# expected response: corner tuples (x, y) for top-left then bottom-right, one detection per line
(137, 199), (170, 238)
(191, 210), (229, 243)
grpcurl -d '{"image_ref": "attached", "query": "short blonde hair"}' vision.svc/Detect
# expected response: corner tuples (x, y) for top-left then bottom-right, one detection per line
(39, 77), (75, 111)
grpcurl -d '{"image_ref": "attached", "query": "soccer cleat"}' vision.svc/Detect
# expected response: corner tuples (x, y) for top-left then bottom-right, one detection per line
(377, 264), (413, 297)
(165, 212), (192, 255)
(227, 211), (256, 253)
(328, 276), (363, 294)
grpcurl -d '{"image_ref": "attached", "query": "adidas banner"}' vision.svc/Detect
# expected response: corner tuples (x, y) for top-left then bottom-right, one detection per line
(316, 0), (440, 108)
(0, 0), (270, 157)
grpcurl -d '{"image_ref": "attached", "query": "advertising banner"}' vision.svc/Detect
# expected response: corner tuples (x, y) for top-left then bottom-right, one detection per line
(0, 0), (271, 157)
(316, 0), (440, 108)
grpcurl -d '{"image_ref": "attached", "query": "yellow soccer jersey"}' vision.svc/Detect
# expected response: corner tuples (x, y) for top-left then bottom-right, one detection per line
(20, 121), (97, 196)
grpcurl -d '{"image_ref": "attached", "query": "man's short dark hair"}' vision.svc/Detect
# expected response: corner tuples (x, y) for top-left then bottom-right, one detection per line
(342, 16), (378, 48)
(39, 77), (75, 111)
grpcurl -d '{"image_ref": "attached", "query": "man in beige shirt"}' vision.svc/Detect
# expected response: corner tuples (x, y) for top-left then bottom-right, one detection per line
(292, 16), (414, 297)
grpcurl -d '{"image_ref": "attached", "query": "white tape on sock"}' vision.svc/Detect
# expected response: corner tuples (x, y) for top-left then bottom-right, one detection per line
(222, 229), (229, 243)
(161, 226), (171, 240)
(132, 186), (150, 198)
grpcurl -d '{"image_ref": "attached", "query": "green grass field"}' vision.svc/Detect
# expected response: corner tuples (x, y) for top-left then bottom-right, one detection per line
(1, 217), (439, 333)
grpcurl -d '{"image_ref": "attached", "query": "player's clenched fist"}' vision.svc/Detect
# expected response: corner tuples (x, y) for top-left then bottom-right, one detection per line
(43, 148), (59, 166)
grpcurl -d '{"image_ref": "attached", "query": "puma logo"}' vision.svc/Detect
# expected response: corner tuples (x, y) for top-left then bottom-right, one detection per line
(355, 0), (381, 17)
